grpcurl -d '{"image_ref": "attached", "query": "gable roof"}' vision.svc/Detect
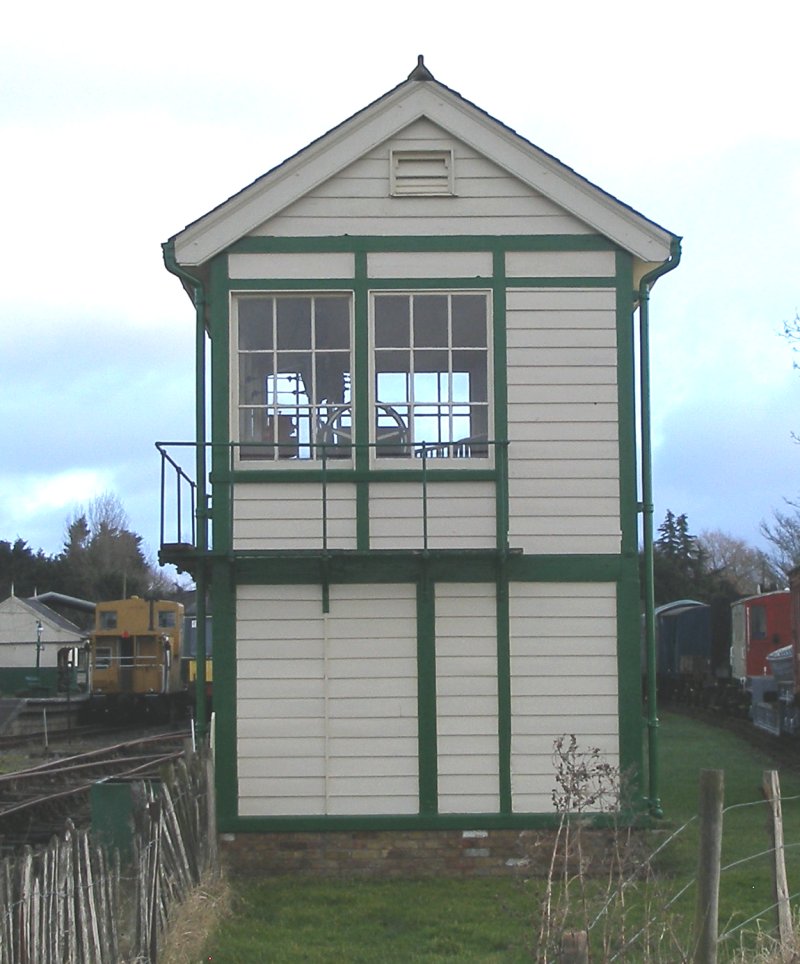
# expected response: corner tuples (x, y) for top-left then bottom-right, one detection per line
(169, 60), (679, 268)
(0, 595), (84, 639)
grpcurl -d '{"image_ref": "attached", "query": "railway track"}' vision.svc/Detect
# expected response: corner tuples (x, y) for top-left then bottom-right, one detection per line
(0, 728), (190, 854)
(0, 722), (139, 751)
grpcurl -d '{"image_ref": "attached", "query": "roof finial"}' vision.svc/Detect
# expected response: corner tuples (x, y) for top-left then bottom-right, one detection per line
(408, 55), (434, 81)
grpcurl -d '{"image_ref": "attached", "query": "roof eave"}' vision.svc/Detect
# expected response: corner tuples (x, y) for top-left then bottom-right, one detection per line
(171, 76), (678, 268)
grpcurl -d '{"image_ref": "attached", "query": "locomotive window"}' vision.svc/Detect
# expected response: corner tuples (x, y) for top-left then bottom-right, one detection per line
(95, 647), (111, 669)
(750, 605), (767, 640)
(158, 610), (176, 629)
(99, 611), (117, 630)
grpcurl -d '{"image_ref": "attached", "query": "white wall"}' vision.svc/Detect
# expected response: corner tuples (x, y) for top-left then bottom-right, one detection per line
(435, 583), (500, 813)
(237, 583), (419, 817)
(254, 118), (591, 238)
(509, 582), (619, 812)
(506, 287), (621, 555)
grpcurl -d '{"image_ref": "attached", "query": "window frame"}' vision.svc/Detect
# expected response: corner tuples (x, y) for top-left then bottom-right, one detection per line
(368, 288), (494, 469)
(230, 290), (355, 468)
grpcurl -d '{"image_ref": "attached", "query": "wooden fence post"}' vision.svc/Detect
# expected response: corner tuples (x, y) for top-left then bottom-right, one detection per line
(763, 769), (795, 960)
(694, 768), (724, 964)
(560, 929), (589, 963)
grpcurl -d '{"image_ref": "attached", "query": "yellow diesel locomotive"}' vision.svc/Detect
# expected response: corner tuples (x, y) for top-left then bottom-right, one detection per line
(86, 597), (187, 721)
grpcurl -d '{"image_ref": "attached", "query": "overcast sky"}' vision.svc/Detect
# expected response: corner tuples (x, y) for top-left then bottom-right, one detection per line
(1, 0), (798, 568)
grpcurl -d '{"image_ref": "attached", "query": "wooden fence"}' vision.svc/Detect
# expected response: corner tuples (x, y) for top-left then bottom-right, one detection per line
(0, 747), (216, 964)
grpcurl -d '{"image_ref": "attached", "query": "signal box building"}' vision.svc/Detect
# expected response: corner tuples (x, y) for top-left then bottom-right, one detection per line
(160, 60), (680, 868)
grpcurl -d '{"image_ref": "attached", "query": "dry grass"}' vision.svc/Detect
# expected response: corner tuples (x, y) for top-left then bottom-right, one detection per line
(158, 871), (232, 964)
(727, 916), (800, 964)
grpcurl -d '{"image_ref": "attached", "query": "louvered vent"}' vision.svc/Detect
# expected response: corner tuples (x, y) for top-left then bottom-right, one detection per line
(390, 150), (454, 196)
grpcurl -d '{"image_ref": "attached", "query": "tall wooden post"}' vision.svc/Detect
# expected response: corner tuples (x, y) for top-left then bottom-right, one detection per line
(763, 769), (795, 959)
(560, 930), (589, 963)
(694, 769), (724, 964)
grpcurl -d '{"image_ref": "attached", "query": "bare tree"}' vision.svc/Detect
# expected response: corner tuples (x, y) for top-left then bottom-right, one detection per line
(760, 503), (800, 581)
(697, 529), (781, 595)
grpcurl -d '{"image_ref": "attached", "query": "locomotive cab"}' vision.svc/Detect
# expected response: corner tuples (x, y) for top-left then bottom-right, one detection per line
(88, 598), (185, 718)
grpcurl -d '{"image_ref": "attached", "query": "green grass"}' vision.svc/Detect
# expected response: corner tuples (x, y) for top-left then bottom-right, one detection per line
(198, 713), (800, 962)
(201, 877), (535, 963)
(655, 712), (800, 951)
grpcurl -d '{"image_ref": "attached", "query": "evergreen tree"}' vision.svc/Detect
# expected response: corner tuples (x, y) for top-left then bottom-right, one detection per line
(652, 510), (706, 604)
(57, 494), (152, 601)
(0, 539), (59, 599)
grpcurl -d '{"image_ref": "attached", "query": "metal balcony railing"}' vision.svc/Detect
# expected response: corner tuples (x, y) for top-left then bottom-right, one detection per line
(156, 443), (197, 551)
(156, 439), (508, 556)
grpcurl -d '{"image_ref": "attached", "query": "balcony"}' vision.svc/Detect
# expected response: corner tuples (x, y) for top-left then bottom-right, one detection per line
(156, 440), (509, 567)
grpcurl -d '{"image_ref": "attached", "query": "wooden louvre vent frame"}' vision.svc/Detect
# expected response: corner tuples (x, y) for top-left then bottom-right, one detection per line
(390, 149), (455, 196)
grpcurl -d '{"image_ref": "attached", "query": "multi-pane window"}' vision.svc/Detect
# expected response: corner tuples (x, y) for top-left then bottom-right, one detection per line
(373, 293), (490, 459)
(236, 294), (352, 460)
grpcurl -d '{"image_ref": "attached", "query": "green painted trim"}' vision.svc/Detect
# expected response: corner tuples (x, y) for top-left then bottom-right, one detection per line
(506, 553), (622, 582)
(223, 278), (355, 290)
(211, 559), (238, 826)
(209, 256), (233, 554)
(496, 568), (512, 812)
(417, 574), (438, 813)
(617, 571), (644, 802)
(492, 250), (509, 554)
(504, 277), (616, 288)
(161, 547), (624, 586)
(615, 251), (637, 559)
(353, 251), (370, 549)
(225, 276), (616, 291)
(613, 250), (644, 802)
(229, 552), (623, 585)
(216, 811), (617, 832)
(350, 277), (491, 289)
(227, 235), (617, 255)
(222, 467), (497, 484)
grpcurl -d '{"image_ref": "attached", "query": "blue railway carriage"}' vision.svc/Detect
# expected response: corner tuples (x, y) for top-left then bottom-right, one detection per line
(654, 600), (712, 703)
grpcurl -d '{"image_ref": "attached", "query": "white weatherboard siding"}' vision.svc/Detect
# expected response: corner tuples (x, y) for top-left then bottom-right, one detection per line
(228, 251), (355, 279)
(237, 583), (418, 817)
(370, 481), (496, 550)
(233, 482), (357, 551)
(367, 250), (492, 279)
(435, 584), (500, 813)
(509, 583), (619, 813)
(254, 119), (592, 239)
(506, 288), (621, 555)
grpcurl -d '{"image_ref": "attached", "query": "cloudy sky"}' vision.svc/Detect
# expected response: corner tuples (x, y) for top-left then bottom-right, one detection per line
(1, 0), (798, 567)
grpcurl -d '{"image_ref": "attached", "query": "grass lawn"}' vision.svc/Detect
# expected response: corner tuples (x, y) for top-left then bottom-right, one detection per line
(655, 712), (800, 952)
(191, 713), (800, 963)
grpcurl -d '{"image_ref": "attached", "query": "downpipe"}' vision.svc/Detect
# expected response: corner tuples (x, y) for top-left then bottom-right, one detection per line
(162, 240), (209, 740)
(639, 237), (682, 817)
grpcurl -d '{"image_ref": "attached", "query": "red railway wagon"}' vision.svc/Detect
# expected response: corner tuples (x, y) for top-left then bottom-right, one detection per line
(791, 568), (800, 692)
(730, 589), (791, 680)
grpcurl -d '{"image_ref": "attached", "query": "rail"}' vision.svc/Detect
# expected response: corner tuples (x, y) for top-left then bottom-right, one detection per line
(156, 439), (509, 556)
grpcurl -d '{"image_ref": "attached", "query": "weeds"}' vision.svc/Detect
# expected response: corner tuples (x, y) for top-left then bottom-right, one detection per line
(529, 735), (687, 963)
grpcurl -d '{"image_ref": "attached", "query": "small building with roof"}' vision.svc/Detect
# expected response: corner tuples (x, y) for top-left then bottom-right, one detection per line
(0, 593), (89, 695)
